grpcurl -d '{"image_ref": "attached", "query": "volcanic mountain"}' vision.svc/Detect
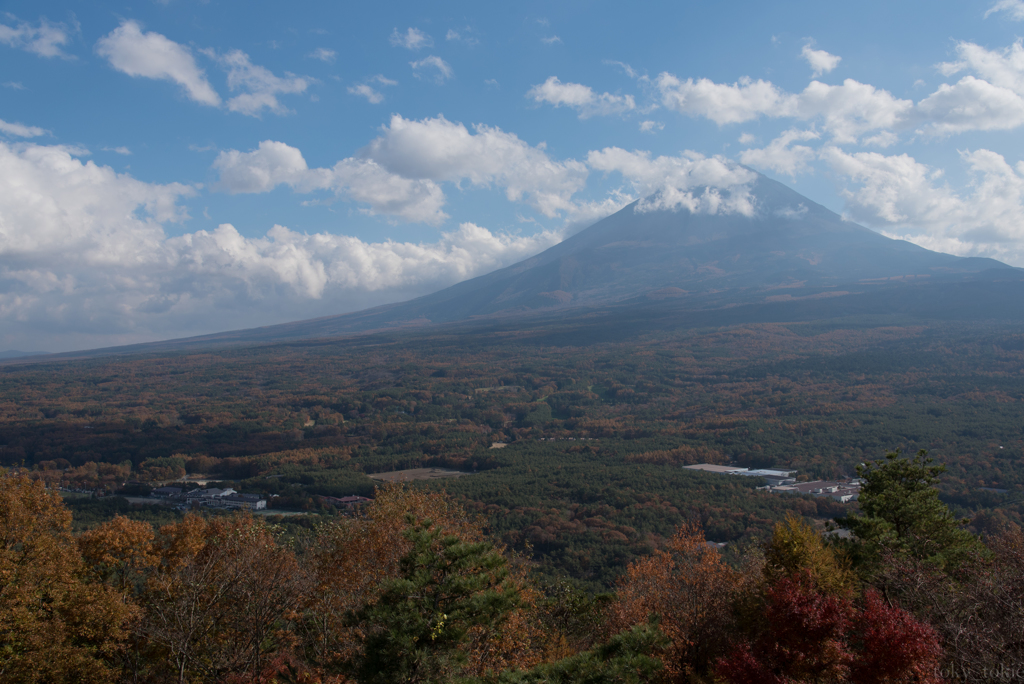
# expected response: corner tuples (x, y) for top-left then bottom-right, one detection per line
(26, 172), (1024, 358)
(366, 173), (1007, 321)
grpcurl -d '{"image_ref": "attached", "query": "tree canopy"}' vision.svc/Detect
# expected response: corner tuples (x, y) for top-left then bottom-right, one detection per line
(839, 449), (985, 571)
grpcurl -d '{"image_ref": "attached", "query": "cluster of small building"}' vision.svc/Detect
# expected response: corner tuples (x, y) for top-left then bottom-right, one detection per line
(150, 486), (267, 510)
(318, 495), (372, 509)
(772, 480), (862, 503)
(683, 463), (862, 503)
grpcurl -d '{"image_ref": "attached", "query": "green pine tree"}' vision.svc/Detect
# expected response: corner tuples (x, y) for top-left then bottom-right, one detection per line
(350, 517), (519, 684)
(486, 623), (667, 684)
(838, 449), (984, 573)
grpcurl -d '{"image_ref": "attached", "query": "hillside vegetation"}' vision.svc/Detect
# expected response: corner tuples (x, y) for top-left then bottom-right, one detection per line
(2, 317), (1024, 586)
(2, 450), (1020, 682)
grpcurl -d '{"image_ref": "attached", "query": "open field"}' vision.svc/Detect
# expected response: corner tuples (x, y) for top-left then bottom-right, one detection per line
(368, 467), (472, 482)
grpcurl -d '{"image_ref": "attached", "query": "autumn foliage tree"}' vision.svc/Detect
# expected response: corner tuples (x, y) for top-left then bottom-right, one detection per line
(717, 571), (855, 683)
(299, 484), (487, 672)
(0, 461), (975, 683)
(716, 575), (943, 684)
(763, 513), (857, 598)
(852, 588), (944, 684)
(300, 484), (558, 681)
(137, 514), (303, 684)
(607, 521), (752, 681)
(78, 514), (159, 597)
(0, 470), (136, 683)
(717, 515), (943, 684)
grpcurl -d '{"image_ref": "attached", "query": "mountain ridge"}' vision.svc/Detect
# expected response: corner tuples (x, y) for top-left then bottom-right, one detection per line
(7, 172), (1020, 362)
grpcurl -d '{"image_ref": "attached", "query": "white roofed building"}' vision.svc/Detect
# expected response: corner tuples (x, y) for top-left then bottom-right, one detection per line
(735, 469), (798, 486)
(683, 464), (749, 474)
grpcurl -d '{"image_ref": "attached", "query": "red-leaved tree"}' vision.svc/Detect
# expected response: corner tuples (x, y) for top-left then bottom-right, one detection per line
(717, 572), (853, 684)
(852, 588), (943, 684)
(717, 573), (943, 684)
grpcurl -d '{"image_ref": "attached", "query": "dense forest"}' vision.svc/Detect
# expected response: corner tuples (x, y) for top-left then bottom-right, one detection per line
(2, 317), (1024, 583)
(2, 450), (1020, 682)
(2, 316), (1024, 679)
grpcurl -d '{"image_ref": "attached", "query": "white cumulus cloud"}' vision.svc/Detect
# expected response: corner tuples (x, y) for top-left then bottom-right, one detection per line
(655, 73), (796, 125)
(587, 147), (758, 216)
(919, 40), (1024, 135)
(0, 141), (193, 262)
(0, 16), (73, 58)
(526, 76), (636, 118)
(390, 27), (432, 50)
(348, 84), (384, 104)
(801, 44), (841, 77)
(97, 22), (309, 116)
(0, 140), (564, 351)
(362, 114), (588, 217)
(739, 128), (820, 176)
(823, 145), (1024, 264)
(655, 71), (912, 144)
(651, 61), (1024, 142)
(213, 49), (310, 116)
(0, 119), (47, 138)
(986, 0), (1024, 19)
(212, 140), (319, 193)
(915, 75), (1024, 136)
(212, 116), (589, 221)
(410, 55), (453, 83)
(348, 74), (396, 104)
(796, 79), (912, 144)
(96, 20), (221, 107)
(938, 40), (1024, 94)
(212, 140), (448, 225)
(328, 159), (448, 224)
(308, 47), (336, 63)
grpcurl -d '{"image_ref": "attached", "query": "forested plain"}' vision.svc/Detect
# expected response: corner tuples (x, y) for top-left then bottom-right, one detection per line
(2, 314), (1023, 586)
(4, 313), (1024, 681)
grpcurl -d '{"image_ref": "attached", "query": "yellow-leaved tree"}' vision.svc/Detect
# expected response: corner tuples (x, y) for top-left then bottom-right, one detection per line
(0, 470), (137, 683)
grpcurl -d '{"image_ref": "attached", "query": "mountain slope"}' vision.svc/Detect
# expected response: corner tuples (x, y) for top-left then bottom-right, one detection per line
(394, 174), (1005, 321)
(17, 172), (1020, 360)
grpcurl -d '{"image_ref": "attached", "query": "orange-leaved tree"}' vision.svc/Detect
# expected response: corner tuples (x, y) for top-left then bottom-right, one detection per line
(607, 521), (752, 681)
(138, 513), (304, 684)
(0, 470), (137, 683)
(78, 514), (160, 597)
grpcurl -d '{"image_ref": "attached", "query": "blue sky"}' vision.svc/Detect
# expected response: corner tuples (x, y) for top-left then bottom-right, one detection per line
(4, 0), (1024, 351)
